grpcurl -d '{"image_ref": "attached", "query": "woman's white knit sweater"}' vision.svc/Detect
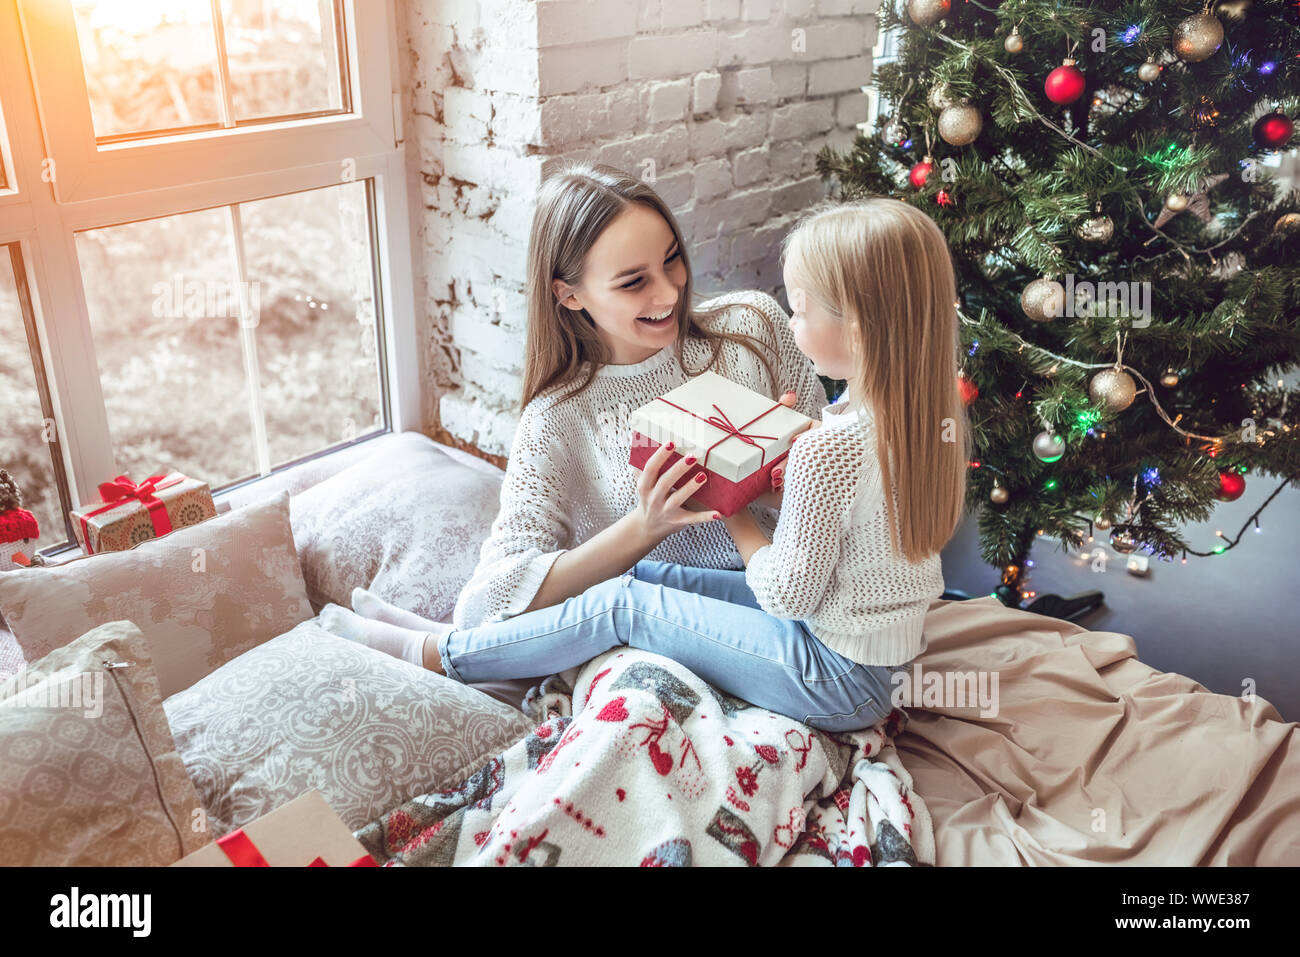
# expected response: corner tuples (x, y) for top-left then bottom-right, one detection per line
(745, 397), (945, 667)
(453, 290), (829, 630)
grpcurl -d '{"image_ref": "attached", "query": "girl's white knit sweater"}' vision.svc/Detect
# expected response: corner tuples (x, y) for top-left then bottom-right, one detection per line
(745, 397), (945, 667)
(453, 290), (830, 630)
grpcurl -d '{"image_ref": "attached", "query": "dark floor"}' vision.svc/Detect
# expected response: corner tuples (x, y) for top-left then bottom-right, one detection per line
(939, 476), (1300, 724)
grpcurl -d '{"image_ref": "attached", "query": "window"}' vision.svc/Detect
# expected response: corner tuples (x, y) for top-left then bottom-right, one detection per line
(865, 16), (901, 135)
(0, 0), (418, 561)
(0, 243), (75, 555)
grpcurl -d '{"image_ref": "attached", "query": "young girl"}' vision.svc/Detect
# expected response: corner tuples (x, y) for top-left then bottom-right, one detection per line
(321, 169), (967, 732)
(723, 198), (971, 721)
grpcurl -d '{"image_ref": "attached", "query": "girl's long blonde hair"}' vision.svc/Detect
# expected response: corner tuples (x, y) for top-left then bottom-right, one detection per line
(782, 198), (971, 563)
(521, 161), (776, 411)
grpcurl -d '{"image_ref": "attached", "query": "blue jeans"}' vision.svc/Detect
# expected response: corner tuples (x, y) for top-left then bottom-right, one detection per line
(435, 560), (910, 732)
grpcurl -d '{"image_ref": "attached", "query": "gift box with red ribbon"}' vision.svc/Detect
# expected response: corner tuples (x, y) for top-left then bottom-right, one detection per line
(70, 471), (216, 555)
(172, 790), (380, 867)
(628, 370), (815, 517)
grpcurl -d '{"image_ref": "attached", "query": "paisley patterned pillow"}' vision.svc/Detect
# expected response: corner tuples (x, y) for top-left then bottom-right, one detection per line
(162, 619), (535, 835)
(0, 620), (208, 865)
(0, 491), (313, 699)
(288, 431), (504, 623)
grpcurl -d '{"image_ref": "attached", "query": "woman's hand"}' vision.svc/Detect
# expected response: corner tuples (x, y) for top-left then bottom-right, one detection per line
(628, 441), (720, 547)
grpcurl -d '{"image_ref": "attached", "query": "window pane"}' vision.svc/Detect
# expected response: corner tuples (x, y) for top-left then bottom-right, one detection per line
(72, 0), (223, 140)
(238, 180), (384, 468)
(223, 0), (346, 122)
(0, 247), (69, 561)
(76, 208), (259, 488)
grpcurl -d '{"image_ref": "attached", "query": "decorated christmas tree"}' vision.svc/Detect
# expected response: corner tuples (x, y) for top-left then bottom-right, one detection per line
(814, 0), (1300, 613)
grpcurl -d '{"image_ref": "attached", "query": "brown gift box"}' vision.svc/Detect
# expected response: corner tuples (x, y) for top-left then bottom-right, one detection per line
(172, 789), (378, 867)
(71, 471), (216, 555)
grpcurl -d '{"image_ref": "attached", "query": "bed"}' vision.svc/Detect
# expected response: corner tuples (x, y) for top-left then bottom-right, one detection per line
(2, 429), (1296, 866)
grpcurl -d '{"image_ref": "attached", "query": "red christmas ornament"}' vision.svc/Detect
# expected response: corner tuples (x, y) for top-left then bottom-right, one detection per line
(958, 374), (978, 405)
(1252, 112), (1295, 149)
(1045, 59), (1086, 105)
(909, 156), (933, 189)
(1216, 471), (1245, 502)
(936, 189), (954, 207)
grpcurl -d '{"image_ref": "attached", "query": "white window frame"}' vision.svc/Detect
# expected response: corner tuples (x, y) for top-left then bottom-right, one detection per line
(0, 0), (418, 555)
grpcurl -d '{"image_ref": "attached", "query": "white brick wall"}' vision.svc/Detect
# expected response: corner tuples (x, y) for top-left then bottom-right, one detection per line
(399, 0), (880, 456)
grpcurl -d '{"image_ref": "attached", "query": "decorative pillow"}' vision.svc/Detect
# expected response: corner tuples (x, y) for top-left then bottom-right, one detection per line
(288, 430), (503, 622)
(162, 619), (535, 835)
(0, 619), (208, 865)
(0, 491), (313, 699)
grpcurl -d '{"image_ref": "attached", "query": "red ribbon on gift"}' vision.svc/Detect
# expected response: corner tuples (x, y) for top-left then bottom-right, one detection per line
(654, 397), (785, 472)
(77, 473), (184, 555)
(215, 828), (379, 867)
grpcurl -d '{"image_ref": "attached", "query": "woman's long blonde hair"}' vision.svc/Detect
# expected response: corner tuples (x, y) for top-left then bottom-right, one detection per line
(781, 198), (971, 563)
(521, 161), (776, 411)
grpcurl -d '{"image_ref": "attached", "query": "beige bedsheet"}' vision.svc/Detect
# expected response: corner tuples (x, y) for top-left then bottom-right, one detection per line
(896, 596), (1300, 866)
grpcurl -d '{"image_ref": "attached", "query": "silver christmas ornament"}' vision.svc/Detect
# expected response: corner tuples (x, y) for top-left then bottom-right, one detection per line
(1032, 429), (1066, 463)
(907, 0), (952, 28)
(1020, 278), (1065, 322)
(1089, 366), (1138, 412)
(881, 119), (909, 148)
(1137, 59), (1162, 83)
(990, 481), (1009, 504)
(1160, 368), (1181, 387)
(1164, 192), (1189, 213)
(1004, 28), (1024, 54)
(1109, 528), (1138, 554)
(938, 104), (983, 146)
(1094, 515), (1112, 531)
(1173, 12), (1224, 62)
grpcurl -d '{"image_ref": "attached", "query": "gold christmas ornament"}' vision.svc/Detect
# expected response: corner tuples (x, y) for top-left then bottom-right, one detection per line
(1137, 59), (1162, 83)
(1076, 212), (1114, 243)
(1160, 368), (1181, 387)
(1173, 12), (1224, 62)
(990, 481), (1010, 504)
(1274, 212), (1300, 235)
(907, 0), (951, 28)
(1089, 366), (1138, 412)
(1004, 27), (1024, 54)
(928, 82), (957, 111)
(1094, 515), (1112, 531)
(1164, 192), (1189, 213)
(1020, 277), (1066, 322)
(938, 103), (983, 146)
(1212, 0), (1252, 22)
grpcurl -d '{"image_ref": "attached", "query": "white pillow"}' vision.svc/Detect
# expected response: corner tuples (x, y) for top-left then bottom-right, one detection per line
(289, 431), (503, 622)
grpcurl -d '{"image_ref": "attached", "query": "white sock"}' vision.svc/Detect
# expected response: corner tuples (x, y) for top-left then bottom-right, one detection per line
(350, 587), (444, 631)
(318, 603), (450, 670)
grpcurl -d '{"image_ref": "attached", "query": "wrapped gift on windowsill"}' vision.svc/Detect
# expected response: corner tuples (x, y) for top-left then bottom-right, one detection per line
(172, 789), (379, 867)
(628, 370), (815, 517)
(71, 471), (216, 555)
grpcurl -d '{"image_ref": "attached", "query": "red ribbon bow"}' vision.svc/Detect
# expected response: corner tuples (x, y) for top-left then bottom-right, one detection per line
(77, 473), (184, 555)
(215, 828), (379, 868)
(654, 397), (783, 471)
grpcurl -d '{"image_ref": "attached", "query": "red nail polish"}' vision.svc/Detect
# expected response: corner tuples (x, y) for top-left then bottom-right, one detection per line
(685, 456), (697, 466)
(665, 442), (674, 451)
(696, 473), (707, 482)
(712, 512), (721, 520)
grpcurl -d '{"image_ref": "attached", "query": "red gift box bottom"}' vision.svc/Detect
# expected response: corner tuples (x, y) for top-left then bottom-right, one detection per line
(629, 432), (789, 517)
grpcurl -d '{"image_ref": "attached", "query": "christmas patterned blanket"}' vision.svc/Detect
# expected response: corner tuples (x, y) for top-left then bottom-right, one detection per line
(356, 647), (935, 866)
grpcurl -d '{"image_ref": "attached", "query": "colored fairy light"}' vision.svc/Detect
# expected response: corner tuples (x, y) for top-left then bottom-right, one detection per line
(1259, 61), (1276, 75)
(1121, 24), (1141, 44)
(1044, 479), (1058, 490)
(969, 340), (980, 355)
(902, 139), (913, 149)
(1141, 466), (1161, 486)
